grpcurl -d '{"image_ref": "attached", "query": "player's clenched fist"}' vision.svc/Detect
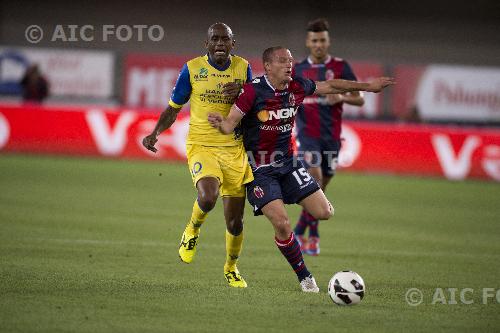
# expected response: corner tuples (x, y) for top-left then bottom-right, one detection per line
(142, 133), (158, 153)
(208, 112), (223, 129)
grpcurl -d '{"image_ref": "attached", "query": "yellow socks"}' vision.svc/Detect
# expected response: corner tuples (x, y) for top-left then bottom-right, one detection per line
(185, 200), (208, 235)
(224, 229), (244, 271)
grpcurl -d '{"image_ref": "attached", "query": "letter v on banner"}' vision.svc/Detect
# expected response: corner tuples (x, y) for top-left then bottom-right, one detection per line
(431, 134), (482, 180)
(85, 109), (137, 156)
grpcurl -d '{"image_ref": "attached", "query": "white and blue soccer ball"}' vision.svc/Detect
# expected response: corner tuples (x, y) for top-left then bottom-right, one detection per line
(328, 270), (365, 305)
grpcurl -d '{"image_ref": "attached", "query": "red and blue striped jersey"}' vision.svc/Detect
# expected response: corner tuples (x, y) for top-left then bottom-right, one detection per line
(293, 56), (357, 141)
(235, 75), (316, 167)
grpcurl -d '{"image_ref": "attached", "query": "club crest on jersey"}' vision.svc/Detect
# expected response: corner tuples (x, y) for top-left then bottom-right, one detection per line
(253, 186), (265, 199)
(256, 107), (297, 122)
(326, 69), (335, 80)
(289, 93), (296, 106)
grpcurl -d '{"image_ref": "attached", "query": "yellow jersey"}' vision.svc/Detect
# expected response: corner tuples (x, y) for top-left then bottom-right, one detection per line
(169, 54), (251, 146)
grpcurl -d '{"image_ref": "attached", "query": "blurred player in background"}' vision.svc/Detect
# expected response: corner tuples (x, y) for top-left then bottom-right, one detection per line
(143, 23), (253, 288)
(293, 18), (365, 256)
(208, 47), (393, 292)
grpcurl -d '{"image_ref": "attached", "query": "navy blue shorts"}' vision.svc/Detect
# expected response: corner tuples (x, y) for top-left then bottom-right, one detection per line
(296, 136), (341, 177)
(246, 156), (320, 216)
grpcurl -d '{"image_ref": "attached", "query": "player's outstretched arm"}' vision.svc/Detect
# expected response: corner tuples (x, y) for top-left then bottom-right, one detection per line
(142, 105), (182, 153)
(315, 77), (395, 95)
(208, 105), (244, 135)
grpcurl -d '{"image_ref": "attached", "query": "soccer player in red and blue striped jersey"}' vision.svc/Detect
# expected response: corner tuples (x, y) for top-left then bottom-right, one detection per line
(293, 18), (366, 256)
(208, 47), (393, 292)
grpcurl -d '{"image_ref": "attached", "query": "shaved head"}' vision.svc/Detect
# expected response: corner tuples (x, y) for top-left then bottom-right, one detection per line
(207, 22), (233, 39)
(205, 22), (235, 66)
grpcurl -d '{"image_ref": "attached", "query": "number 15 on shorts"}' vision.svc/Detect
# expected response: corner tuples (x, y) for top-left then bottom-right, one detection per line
(292, 167), (312, 186)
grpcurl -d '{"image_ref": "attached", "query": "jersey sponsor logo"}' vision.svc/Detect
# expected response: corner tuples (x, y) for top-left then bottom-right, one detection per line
(210, 73), (230, 78)
(253, 186), (265, 199)
(257, 107), (297, 122)
(259, 124), (293, 132)
(193, 67), (208, 81)
(303, 96), (331, 105)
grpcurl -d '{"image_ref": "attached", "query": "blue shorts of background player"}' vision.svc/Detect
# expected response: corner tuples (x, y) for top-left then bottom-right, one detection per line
(296, 136), (341, 177)
(246, 156), (321, 216)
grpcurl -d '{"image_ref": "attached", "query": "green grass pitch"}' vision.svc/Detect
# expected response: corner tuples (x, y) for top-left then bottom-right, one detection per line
(1, 154), (499, 332)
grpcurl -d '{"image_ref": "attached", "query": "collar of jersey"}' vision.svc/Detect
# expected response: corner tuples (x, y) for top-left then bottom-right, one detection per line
(205, 54), (231, 71)
(264, 74), (289, 92)
(306, 55), (332, 67)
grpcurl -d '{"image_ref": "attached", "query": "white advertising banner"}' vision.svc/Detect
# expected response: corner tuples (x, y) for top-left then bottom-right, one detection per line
(415, 65), (500, 122)
(0, 46), (114, 98)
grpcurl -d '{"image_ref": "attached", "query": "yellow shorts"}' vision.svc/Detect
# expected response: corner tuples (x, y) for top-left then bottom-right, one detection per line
(186, 144), (254, 197)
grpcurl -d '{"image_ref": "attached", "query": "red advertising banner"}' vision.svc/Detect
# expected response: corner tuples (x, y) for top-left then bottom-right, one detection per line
(0, 104), (188, 161)
(1, 104), (500, 182)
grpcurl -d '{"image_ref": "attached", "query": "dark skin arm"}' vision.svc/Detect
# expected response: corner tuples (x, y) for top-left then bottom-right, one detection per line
(142, 104), (182, 153)
(142, 82), (241, 153)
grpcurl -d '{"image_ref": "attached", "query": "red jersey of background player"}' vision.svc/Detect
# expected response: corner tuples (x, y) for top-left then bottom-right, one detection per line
(293, 56), (357, 142)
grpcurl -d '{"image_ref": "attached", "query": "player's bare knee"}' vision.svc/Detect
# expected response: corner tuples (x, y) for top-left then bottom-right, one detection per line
(313, 201), (334, 220)
(273, 215), (292, 235)
(226, 218), (243, 236)
(197, 190), (218, 212)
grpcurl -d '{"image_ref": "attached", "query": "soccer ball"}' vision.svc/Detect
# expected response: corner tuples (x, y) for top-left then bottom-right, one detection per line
(328, 270), (365, 305)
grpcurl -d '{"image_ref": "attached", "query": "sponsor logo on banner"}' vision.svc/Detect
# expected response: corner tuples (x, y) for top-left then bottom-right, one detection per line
(85, 109), (138, 156)
(0, 47), (114, 98)
(124, 54), (188, 108)
(415, 65), (500, 122)
(431, 134), (500, 181)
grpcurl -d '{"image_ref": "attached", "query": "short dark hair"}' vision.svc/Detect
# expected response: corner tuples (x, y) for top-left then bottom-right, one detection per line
(307, 18), (329, 32)
(262, 46), (285, 64)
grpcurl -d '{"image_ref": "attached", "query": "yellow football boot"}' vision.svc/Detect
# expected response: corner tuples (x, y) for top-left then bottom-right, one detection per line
(178, 229), (199, 264)
(224, 267), (247, 288)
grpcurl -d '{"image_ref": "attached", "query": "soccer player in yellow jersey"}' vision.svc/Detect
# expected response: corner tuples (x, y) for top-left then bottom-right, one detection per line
(142, 23), (253, 288)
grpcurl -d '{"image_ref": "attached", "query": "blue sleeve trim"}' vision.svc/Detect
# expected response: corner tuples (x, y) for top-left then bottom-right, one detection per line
(295, 76), (316, 96)
(246, 64), (253, 83)
(341, 61), (357, 81)
(170, 63), (191, 105)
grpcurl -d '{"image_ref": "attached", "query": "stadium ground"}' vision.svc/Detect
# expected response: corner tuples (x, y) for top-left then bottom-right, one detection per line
(1, 154), (499, 332)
